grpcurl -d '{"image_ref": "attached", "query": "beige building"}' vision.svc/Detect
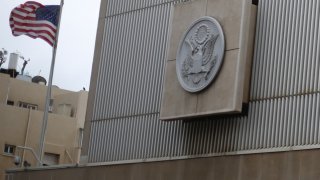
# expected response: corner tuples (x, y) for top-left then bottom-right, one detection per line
(0, 73), (88, 180)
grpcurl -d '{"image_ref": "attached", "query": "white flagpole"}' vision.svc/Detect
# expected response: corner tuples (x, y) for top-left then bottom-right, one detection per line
(38, 0), (64, 165)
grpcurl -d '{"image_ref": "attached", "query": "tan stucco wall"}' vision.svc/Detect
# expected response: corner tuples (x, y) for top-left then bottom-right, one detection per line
(53, 91), (88, 123)
(0, 104), (80, 180)
(6, 149), (320, 180)
(0, 73), (76, 111)
(7, 81), (72, 111)
(0, 74), (10, 104)
(0, 75), (88, 180)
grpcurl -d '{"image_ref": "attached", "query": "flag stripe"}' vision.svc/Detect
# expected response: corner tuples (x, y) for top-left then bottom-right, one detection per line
(12, 21), (56, 34)
(13, 31), (54, 46)
(14, 7), (33, 14)
(25, 1), (44, 8)
(11, 11), (36, 20)
(13, 31), (53, 44)
(11, 16), (57, 30)
(11, 18), (57, 32)
(13, 26), (55, 39)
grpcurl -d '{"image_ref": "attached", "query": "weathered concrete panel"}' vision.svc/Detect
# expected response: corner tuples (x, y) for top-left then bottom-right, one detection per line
(8, 150), (320, 180)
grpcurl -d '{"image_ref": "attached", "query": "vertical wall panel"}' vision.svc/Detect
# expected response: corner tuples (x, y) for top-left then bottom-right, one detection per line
(250, 0), (320, 100)
(93, 2), (177, 120)
(89, 93), (320, 162)
(89, 0), (320, 163)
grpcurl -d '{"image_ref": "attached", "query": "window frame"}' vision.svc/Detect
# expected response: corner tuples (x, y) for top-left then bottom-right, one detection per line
(18, 101), (38, 110)
(4, 144), (16, 155)
(6, 100), (14, 106)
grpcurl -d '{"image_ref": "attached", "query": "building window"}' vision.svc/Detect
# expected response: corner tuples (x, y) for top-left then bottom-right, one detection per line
(43, 152), (60, 166)
(4, 144), (15, 155)
(49, 99), (54, 113)
(6, 100), (14, 106)
(18, 102), (38, 110)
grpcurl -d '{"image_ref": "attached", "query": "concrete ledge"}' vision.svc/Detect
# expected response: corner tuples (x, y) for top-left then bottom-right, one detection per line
(6, 147), (320, 180)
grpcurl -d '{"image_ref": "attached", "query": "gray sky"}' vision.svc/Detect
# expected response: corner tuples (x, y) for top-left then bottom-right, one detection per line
(0, 0), (101, 91)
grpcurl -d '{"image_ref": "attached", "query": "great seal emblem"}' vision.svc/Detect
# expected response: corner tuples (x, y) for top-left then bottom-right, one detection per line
(176, 16), (225, 93)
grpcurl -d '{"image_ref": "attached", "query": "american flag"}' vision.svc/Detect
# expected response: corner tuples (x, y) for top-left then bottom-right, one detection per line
(9, 1), (61, 46)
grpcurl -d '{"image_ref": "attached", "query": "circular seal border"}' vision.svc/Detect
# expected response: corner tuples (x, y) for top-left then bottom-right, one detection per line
(176, 16), (225, 93)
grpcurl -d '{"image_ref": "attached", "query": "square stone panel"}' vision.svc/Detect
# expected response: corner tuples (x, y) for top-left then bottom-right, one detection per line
(242, 5), (257, 103)
(299, 150), (320, 180)
(161, 49), (241, 120)
(197, 49), (239, 114)
(206, 0), (251, 50)
(168, 0), (207, 61)
(284, 151), (300, 180)
(160, 0), (257, 120)
(260, 152), (289, 180)
(160, 60), (198, 120)
(182, 158), (215, 180)
(239, 154), (263, 180)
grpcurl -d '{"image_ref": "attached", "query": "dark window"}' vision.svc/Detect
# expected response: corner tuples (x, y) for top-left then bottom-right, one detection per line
(49, 99), (54, 112)
(6, 100), (14, 106)
(18, 102), (38, 110)
(4, 144), (15, 155)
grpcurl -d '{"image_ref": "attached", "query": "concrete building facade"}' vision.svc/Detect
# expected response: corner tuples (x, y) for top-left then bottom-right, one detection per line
(0, 73), (88, 180)
(7, 0), (320, 179)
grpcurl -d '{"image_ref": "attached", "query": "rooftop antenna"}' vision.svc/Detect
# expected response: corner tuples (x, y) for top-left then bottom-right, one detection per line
(17, 53), (30, 75)
(0, 48), (8, 68)
(20, 57), (30, 75)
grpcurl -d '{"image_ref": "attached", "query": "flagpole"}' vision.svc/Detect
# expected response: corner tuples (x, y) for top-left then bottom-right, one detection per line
(38, 0), (64, 165)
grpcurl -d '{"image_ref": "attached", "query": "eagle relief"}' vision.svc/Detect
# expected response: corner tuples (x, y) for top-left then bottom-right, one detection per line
(176, 17), (225, 93)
